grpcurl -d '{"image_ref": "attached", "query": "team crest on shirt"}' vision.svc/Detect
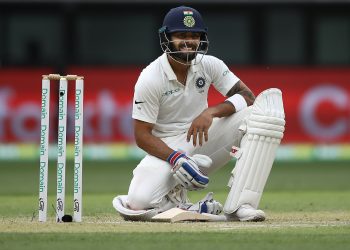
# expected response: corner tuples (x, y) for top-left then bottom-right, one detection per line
(195, 77), (206, 93)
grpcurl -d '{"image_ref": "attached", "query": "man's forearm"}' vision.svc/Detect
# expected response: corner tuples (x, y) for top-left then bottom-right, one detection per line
(205, 102), (236, 118)
(135, 132), (174, 161)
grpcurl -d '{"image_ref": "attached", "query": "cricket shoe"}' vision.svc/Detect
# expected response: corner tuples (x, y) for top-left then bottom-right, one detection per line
(226, 204), (265, 222)
(179, 192), (223, 215)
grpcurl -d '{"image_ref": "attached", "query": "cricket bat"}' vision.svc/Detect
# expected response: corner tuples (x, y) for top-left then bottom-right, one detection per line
(151, 208), (227, 223)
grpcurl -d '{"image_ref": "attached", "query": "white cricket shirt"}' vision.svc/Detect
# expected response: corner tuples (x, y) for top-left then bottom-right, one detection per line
(132, 53), (240, 138)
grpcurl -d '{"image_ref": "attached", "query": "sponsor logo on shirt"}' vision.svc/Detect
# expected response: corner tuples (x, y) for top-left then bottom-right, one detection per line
(134, 100), (145, 104)
(162, 88), (181, 96)
(223, 69), (229, 76)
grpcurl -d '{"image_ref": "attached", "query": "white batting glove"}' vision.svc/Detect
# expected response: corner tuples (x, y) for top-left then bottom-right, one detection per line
(167, 151), (212, 190)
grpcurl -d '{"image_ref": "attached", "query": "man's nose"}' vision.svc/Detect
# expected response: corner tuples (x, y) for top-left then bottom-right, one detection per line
(185, 35), (197, 40)
(182, 41), (196, 48)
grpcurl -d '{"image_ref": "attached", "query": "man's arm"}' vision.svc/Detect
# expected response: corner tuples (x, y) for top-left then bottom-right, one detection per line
(187, 80), (255, 146)
(207, 80), (255, 117)
(225, 80), (255, 105)
(134, 119), (173, 161)
(134, 119), (210, 190)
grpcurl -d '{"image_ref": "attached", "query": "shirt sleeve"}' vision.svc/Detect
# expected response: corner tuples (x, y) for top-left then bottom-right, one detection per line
(132, 77), (160, 124)
(206, 56), (240, 96)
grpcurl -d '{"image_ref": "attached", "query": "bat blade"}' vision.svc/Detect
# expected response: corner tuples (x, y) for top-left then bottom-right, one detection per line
(151, 208), (226, 223)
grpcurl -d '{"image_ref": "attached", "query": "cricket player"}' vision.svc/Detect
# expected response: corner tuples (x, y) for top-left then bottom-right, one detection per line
(113, 6), (285, 222)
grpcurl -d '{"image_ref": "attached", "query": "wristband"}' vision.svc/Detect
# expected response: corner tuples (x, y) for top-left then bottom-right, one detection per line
(225, 94), (247, 112)
(167, 150), (186, 165)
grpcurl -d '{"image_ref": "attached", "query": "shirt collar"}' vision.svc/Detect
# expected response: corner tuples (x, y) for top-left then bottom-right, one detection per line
(160, 53), (177, 81)
(191, 59), (200, 73)
(160, 53), (201, 80)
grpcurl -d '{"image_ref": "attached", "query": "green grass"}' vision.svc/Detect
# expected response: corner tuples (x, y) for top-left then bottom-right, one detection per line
(0, 160), (350, 250)
(1, 228), (350, 250)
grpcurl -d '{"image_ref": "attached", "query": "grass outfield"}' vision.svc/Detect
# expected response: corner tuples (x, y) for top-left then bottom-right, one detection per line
(0, 160), (349, 250)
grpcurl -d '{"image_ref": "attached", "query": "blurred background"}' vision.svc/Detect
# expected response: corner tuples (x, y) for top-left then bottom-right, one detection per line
(0, 0), (349, 162)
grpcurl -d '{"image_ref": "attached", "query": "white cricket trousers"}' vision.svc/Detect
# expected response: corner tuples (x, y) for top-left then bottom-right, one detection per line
(127, 107), (252, 210)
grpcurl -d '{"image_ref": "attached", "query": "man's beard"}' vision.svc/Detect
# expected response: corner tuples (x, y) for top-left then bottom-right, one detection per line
(169, 43), (198, 63)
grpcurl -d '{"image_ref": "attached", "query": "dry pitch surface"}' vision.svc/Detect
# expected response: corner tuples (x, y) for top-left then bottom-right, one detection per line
(1, 211), (350, 233)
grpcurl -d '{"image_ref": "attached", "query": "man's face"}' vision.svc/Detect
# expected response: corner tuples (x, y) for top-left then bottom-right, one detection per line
(170, 32), (201, 62)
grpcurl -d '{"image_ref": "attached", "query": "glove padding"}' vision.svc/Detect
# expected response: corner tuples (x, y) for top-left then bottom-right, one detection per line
(171, 154), (212, 190)
(179, 192), (223, 215)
